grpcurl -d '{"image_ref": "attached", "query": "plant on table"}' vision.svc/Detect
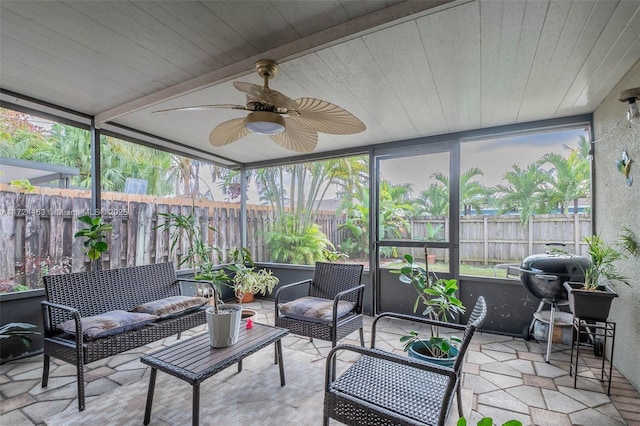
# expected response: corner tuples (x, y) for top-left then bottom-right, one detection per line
(156, 206), (219, 275)
(394, 253), (465, 359)
(155, 205), (224, 301)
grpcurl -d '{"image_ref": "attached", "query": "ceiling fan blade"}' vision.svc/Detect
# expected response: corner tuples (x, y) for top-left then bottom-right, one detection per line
(209, 118), (250, 147)
(153, 104), (247, 113)
(291, 98), (366, 135)
(270, 119), (318, 153)
(233, 81), (298, 110)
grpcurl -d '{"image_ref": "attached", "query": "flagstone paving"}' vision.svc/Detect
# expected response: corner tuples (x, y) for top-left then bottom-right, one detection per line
(1, 299), (639, 425)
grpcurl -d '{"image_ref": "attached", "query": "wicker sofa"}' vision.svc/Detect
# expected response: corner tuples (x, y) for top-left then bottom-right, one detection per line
(40, 262), (214, 411)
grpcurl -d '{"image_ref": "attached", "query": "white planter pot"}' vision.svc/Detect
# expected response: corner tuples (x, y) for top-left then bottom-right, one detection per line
(206, 304), (242, 348)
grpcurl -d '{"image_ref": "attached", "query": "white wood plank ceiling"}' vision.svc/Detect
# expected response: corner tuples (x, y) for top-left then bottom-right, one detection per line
(1, 0), (639, 166)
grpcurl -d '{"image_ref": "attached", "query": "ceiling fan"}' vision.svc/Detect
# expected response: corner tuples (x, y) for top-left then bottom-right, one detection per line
(154, 59), (366, 153)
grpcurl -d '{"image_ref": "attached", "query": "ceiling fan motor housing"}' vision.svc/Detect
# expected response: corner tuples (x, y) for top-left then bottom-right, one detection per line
(246, 111), (285, 135)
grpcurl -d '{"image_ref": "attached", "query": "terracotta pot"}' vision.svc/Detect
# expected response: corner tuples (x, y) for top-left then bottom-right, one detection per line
(236, 291), (254, 303)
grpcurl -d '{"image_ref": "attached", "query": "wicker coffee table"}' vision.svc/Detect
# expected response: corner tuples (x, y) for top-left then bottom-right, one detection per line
(141, 322), (289, 426)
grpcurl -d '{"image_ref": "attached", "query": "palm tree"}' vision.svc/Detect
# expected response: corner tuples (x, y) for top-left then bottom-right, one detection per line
(254, 159), (363, 263)
(494, 163), (550, 224)
(418, 183), (449, 216)
(32, 124), (93, 188)
(378, 180), (415, 240)
(538, 137), (590, 214)
(428, 168), (488, 216)
(0, 109), (49, 159)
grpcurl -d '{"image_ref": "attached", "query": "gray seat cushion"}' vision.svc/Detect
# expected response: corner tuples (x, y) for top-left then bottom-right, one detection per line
(278, 296), (355, 323)
(57, 310), (158, 339)
(131, 295), (208, 319)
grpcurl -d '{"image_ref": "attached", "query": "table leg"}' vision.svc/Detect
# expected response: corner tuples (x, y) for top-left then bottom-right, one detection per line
(193, 383), (200, 426)
(143, 368), (158, 425)
(238, 359), (243, 372)
(276, 339), (285, 386)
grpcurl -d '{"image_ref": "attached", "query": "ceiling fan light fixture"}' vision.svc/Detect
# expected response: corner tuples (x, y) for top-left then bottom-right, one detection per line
(245, 111), (285, 135)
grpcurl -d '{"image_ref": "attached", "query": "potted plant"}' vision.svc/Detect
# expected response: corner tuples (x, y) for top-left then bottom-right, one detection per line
(563, 228), (639, 321)
(205, 295), (242, 348)
(74, 215), (113, 271)
(0, 322), (40, 361)
(394, 253), (465, 367)
(156, 206), (218, 276)
(155, 206), (226, 301)
(226, 248), (279, 304)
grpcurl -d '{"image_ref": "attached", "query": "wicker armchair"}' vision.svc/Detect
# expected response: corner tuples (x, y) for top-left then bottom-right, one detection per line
(323, 296), (487, 426)
(274, 262), (365, 347)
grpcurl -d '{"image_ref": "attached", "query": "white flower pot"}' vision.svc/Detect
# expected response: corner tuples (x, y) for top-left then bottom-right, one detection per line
(206, 304), (242, 347)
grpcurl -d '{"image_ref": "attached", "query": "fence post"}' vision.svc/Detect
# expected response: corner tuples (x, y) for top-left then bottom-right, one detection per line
(483, 216), (488, 266)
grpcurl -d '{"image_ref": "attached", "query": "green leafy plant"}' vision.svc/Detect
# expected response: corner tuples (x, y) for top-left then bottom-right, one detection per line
(581, 228), (639, 290)
(74, 215), (113, 261)
(0, 322), (40, 349)
(322, 249), (348, 262)
(233, 268), (279, 299)
(394, 253), (465, 359)
(155, 206), (218, 276)
(458, 417), (522, 426)
(264, 213), (333, 264)
(424, 222), (444, 241)
(222, 247), (279, 301)
(10, 179), (36, 192)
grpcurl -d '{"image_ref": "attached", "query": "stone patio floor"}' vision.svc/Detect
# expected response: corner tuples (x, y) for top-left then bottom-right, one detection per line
(1, 299), (639, 425)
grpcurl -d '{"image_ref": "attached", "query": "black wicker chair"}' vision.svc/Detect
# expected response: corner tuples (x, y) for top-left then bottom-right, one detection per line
(323, 296), (487, 426)
(274, 262), (365, 347)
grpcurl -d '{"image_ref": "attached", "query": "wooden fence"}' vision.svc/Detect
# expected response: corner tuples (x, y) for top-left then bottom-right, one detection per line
(412, 214), (592, 264)
(0, 185), (591, 290)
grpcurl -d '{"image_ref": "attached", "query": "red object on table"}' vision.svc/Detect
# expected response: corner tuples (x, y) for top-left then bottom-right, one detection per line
(246, 318), (253, 329)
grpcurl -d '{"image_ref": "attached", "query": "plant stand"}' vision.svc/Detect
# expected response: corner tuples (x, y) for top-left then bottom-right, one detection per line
(569, 317), (616, 395)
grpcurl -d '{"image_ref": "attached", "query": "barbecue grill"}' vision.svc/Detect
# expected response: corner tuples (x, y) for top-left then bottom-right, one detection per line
(514, 244), (590, 362)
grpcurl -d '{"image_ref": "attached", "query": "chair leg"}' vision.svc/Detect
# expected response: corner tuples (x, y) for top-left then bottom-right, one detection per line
(77, 361), (86, 411)
(456, 382), (463, 418)
(42, 354), (50, 387)
(274, 344), (278, 365)
(359, 328), (365, 347)
(323, 415), (329, 426)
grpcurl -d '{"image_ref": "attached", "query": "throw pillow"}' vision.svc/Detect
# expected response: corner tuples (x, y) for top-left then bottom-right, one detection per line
(131, 295), (208, 319)
(57, 310), (158, 339)
(278, 296), (355, 323)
